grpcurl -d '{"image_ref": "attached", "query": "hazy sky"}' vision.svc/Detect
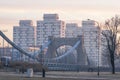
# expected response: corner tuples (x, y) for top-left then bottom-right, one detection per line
(0, 0), (120, 40)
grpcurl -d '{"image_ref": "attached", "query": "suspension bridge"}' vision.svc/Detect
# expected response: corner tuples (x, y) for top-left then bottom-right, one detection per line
(0, 30), (88, 71)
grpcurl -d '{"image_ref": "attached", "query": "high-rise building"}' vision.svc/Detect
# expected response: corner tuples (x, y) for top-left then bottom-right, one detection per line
(65, 21), (102, 67)
(82, 19), (102, 67)
(36, 14), (65, 46)
(65, 23), (82, 38)
(13, 20), (35, 60)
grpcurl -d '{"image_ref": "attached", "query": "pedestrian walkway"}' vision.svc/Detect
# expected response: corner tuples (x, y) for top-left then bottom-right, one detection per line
(0, 71), (120, 80)
(44, 72), (120, 80)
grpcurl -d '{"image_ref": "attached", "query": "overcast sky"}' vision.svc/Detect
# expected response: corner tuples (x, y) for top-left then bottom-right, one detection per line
(0, 0), (120, 40)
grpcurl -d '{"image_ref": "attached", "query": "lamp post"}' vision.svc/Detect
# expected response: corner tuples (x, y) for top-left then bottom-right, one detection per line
(88, 19), (100, 76)
(33, 37), (36, 62)
(2, 37), (4, 57)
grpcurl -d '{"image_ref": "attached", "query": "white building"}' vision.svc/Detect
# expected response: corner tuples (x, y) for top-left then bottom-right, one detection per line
(66, 23), (82, 38)
(13, 20), (35, 60)
(65, 20), (102, 67)
(36, 14), (65, 46)
(82, 20), (102, 67)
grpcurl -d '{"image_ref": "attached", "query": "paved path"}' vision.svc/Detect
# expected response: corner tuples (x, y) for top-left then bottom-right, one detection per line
(45, 72), (120, 80)
(0, 71), (120, 80)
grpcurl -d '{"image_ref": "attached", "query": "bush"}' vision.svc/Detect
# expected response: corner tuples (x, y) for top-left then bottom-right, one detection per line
(0, 62), (4, 69)
(9, 61), (48, 72)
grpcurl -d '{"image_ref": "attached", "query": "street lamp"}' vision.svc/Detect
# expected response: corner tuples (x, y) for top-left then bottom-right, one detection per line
(2, 37), (4, 56)
(87, 19), (101, 76)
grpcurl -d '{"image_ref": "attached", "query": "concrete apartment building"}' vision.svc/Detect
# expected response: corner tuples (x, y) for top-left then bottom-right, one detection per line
(36, 14), (65, 46)
(13, 20), (35, 60)
(82, 20), (101, 67)
(66, 20), (102, 67)
(65, 23), (82, 38)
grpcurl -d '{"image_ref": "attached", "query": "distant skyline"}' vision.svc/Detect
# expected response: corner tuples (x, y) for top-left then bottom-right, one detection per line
(0, 0), (120, 40)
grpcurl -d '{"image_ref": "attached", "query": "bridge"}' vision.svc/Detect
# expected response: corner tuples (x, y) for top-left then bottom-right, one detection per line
(0, 30), (88, 71)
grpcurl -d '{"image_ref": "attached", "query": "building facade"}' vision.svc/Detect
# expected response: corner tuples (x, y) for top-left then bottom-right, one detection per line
(36, 14), (65, 46)
(66, 23), (83, 37)
(0, 47), (12, 57)
(13, 20), (35, 60)
(82, 20), (102, 67)
(65, 20), (102, 67)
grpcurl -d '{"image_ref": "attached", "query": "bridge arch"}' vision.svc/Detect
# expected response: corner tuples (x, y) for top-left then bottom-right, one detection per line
(46, 36), (87, 66)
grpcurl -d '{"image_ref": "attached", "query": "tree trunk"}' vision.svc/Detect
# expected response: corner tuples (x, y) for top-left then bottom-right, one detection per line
(111, 61), (115, 74)
(111, 54), (115, 74)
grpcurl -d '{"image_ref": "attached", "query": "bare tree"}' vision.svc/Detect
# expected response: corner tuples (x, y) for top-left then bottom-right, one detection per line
(102, 16), (120, 74)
